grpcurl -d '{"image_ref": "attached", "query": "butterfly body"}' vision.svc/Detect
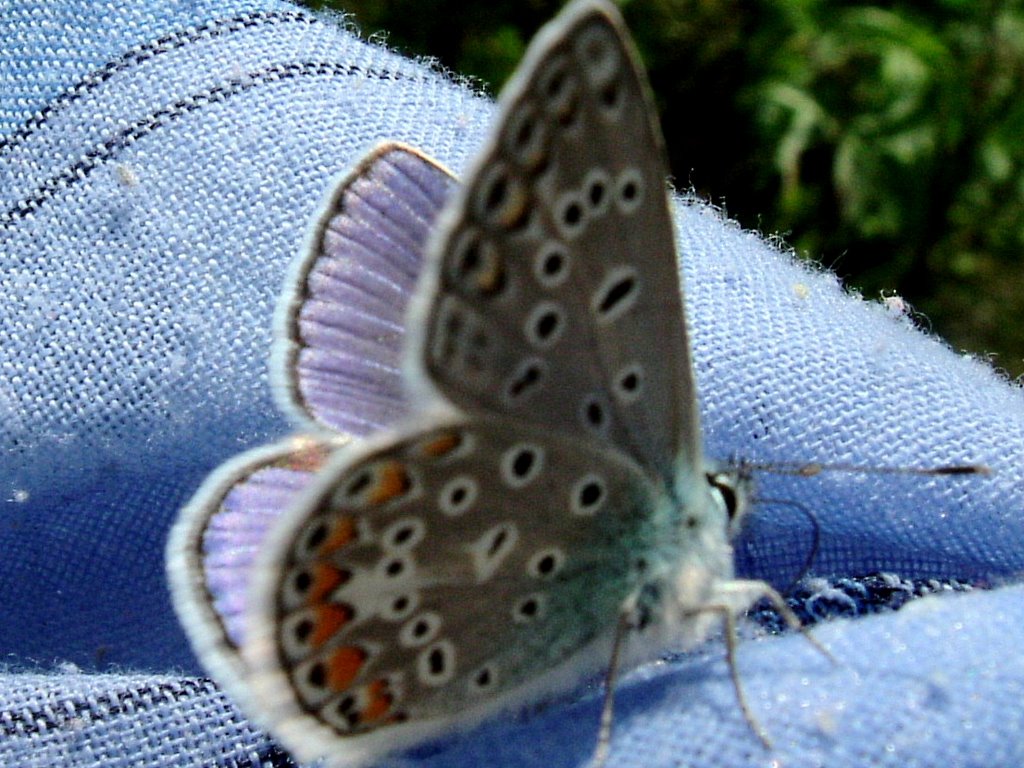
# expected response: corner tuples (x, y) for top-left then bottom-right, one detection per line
(167, 1), (761, 765)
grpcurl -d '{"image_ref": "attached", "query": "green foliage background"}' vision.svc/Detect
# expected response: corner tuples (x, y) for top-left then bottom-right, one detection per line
(302, 0), (1024, 379)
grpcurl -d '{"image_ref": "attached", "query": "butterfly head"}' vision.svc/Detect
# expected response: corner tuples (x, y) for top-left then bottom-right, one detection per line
(706, 466), (754, 541)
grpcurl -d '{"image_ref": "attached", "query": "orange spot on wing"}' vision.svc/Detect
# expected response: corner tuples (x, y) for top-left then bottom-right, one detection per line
(310, 603), (353, 648)
(309, 563), (350, 603)
(327, 645), (367, 691)
(476, 259), (507, 295)
(495, 189), (528, 232)
(288, 446), (331, 472)
(368, 461), (411, 505)
(321, 515), (357, 554)
(274, 436), (332, 472)
(420, 432), (462, 458)
(360, 679), (393, 722)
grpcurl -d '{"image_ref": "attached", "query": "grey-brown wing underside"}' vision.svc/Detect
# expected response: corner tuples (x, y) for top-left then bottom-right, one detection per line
(407, 3), (702, 483)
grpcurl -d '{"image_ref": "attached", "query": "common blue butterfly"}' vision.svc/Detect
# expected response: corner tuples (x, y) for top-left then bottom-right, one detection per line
(167, 1), (794, 764)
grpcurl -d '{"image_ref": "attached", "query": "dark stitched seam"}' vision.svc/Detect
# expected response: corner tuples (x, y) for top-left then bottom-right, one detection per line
(0, 10), (316, 156)
(245, 744), (301, 768)
(0, 678), (216, 737)
(222, 740), (300, 768)
(0, 676), (297, 766)
(1, 61), (427, 227)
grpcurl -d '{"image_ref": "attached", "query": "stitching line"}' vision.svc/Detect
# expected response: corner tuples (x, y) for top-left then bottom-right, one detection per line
(1, 60), (428, 227)
(0, 10), (316, 157)
(0, 677), (296, 766)
(0, 678), (215, 736)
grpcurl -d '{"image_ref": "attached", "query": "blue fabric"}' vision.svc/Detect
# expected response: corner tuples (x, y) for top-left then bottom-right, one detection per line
(1, 1), (1022, 765)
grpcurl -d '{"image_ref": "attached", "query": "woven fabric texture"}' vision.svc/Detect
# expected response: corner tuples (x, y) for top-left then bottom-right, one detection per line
(1, 1), (1022, 766)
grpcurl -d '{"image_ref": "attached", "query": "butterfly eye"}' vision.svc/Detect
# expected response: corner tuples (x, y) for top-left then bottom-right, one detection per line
(468, 522), (520, 582)
(598, 76), (624, 118)
(283, 564), (351, 609)
(449, 230), (506, 297)
(299, 521), (329, 554)
(296, 514), (358, 558)
(336, 460), (413, 508)
(579, 392), (610, 435)
(484, 527), (512, 557)
(376, 554), (414, 580)
(431, 298), (494, 375)
(379, 592), (420, 622)
(504, 356), (547, 403)
(707, 472), (742, 524)
(282, 603), (355, 658)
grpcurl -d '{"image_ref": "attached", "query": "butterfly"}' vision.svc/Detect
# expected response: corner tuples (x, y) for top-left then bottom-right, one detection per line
(166, 0), (791, 764)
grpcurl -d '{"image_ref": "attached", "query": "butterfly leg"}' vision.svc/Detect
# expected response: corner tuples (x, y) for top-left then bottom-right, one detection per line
(693, 578), (836, 750)
(712, 601), (773, 750)
(726, 579), (835, 664)
(590, 607), (636, 768)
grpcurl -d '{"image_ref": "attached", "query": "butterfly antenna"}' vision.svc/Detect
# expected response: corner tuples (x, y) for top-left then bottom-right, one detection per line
(749, 496), (821, 593)
(590, 607), (634, 768)
(742, 458), (989, 593)
(741, 460), (991, 478)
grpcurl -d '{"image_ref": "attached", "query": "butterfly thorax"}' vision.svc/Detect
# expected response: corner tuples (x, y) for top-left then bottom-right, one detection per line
(625, 465), (748, 654)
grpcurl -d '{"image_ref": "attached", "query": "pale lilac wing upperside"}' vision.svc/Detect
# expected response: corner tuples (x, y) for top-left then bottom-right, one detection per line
(166, 433), (345, 701)
(273, 142), (457, 436)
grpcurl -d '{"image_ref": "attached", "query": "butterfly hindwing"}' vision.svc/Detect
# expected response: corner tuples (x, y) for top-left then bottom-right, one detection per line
(275, 143), (457, 435)
(167, 434), (345, 701)
(243, 417), (663, 762)
(408, 1), (701, 481)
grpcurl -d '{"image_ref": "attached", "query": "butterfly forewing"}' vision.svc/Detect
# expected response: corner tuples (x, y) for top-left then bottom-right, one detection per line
(411, 3), (700, 481)
(245, 418), (662, 743)
(275, 143), (456, 435)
